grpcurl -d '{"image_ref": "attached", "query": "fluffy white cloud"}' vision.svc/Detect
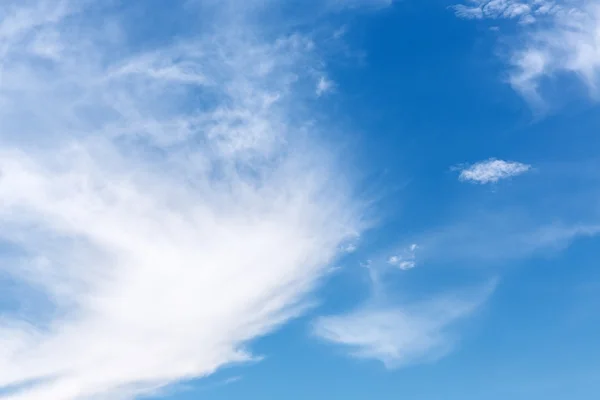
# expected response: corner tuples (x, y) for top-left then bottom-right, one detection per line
(313, 283), (495, 367)
(457, 159), (531, 184)
(314, 241), (494, 368)
(0, 1), (362, 399)
(454, 1), (600, 105)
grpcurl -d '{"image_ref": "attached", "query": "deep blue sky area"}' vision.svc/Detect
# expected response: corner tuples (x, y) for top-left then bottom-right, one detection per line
(0, 1), (599, 400)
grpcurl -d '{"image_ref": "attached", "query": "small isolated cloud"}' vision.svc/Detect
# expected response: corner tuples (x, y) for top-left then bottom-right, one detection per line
(387, 256), (415, 270)
(343, 243), (358, 253)
(457, 159), (531, 184)
(313, 282), (496, 368)
(333, 25), (348, 39)
(417, 218), (600, 264)
(387, 243), (418, 270)
(316, 76), (334, 96)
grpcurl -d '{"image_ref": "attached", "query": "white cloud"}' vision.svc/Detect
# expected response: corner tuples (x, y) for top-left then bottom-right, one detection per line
(511, 2), (600, 103)
(316, 76), (334, 96)
(333, 25), (348, 39)
(343, 243), (358, 253)
(313, 282), (495, 368)
(387, 243), (418, 270)
(457, 159), (531, 184)
(454, 1), (600, 105)
(0, 1), (363, 399)
(452, 0), (556, 23)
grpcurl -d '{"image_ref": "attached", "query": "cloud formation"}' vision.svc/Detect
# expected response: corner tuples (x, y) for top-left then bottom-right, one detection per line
(387, 244), (418, 270)
(453, 0), (560, 23)
(457, 159), (531, 184)
(316, 76), (334, 96)
(0, 1), (362, 399)
(454, 1), (600, 105)
(313, 282), (495, 368)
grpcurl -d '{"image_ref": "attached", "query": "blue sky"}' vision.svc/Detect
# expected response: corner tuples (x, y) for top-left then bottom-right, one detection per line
(0, 0), (599, 399)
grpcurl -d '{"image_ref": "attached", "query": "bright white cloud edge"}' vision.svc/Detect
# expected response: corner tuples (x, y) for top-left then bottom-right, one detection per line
(0, 1), (363, 399)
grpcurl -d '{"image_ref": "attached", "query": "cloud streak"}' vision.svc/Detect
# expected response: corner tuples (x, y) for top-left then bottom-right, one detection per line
(313, 281), (495, 368)
(453, 0), (559, 23)
(313, 241), (494, 368)
(0, 1), (362, 399)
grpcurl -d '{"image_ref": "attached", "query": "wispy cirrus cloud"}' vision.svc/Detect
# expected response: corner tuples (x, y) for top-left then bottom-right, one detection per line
(456, 159), (531, 184)
(313, 280), (496, 368)
(417, 217), (600, 264)
(313, 239), (494, 368)
(454, 1), (600, 106)
(0, 1), (363, 399)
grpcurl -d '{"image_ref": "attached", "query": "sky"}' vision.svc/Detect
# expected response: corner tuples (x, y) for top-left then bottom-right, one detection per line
(0, 0), (599, 399)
